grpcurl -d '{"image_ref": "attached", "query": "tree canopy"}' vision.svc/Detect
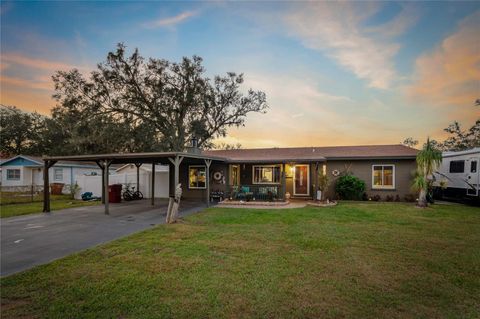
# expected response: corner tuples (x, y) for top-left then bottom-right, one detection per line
(52, 44), (268, 152)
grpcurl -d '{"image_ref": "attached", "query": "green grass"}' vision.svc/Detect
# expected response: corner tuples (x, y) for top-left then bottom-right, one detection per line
(1, 202), (479, 318)
(0, 199), (100, 218)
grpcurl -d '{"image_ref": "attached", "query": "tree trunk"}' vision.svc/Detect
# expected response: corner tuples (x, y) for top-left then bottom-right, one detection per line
(417, 189), (428, 207)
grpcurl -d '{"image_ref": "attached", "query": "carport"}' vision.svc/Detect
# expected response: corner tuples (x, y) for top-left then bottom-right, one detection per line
(42, 151), (227, 214)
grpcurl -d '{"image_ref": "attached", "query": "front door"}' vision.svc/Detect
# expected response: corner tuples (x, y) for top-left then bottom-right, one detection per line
(293, 164), (310, 196)
(467, 157), (479, 196)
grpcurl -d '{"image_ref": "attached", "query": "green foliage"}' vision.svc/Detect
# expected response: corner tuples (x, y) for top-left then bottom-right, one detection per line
(52, 43), (268, 152)
(335, 174), (365, 200)
(414, 138), (443, 207)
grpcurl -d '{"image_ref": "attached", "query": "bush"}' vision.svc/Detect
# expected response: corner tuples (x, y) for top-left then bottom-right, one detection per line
(372, 194), (381, 201)
(335, 174), (366, 200)
(404, 194), (417, 202)
(386, 195), (394, 202)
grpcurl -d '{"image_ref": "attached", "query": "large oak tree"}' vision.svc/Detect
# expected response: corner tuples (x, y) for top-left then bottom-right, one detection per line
(52, 44), (268, 152)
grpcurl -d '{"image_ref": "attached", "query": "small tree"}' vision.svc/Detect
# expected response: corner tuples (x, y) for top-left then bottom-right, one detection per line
(317, 172), (330, 201)
(412, 138), (442, 208)
(335, 174), (365, 200)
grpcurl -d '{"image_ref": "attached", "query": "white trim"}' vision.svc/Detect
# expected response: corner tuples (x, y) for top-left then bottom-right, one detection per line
(293, 164), (310, 196)
(188, 165), (207, 189)
(371, 164), (395, 190)
(6, 168), (21, 180)
(252, 165), (281, 185)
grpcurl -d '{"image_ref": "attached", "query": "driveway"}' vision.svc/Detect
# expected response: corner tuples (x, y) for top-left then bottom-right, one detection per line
(1, 199), (207, 276)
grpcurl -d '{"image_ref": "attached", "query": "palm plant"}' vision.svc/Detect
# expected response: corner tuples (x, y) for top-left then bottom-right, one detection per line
(412, 138), (442, 207)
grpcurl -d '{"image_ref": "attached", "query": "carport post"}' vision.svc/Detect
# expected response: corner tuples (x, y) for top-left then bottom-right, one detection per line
(168, 155), (184, 190)
(315, 162), (319, 201)
(95, 161), (105, 204)
(104, 160), (112, 215)
(42, 160), (57, 213)
(135, 163), (142, 192)
(205, 159), (212, 207)
(151, 162), (155, 206)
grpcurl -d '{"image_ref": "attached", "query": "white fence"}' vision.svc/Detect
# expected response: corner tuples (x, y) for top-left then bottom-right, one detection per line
(74, 172), (169, 199)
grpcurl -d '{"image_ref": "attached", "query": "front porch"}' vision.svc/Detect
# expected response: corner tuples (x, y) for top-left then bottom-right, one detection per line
(218, 162), (327, 202)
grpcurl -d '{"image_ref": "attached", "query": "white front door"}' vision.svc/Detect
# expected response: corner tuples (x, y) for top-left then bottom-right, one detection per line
(467, 157), (479, 196)
(293, 164), (310, 196)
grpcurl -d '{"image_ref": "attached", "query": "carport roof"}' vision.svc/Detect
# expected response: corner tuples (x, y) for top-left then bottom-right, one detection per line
(43, 151), (227, 164)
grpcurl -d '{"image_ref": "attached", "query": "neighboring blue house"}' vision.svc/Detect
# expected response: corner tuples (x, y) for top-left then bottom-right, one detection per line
(0, 155), (114, 190)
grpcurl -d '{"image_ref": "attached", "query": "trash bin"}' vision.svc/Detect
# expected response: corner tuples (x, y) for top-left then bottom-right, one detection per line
(50, 183), (65, 195)
(108, 184), (122, 203)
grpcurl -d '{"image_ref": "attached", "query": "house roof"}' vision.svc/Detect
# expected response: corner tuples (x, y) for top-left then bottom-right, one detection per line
(0, 155), (116, 169)
(204, 144), (418, 162)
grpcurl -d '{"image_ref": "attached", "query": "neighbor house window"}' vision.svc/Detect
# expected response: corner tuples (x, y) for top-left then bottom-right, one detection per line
(54, 168), (63, 181)
(449, 160), (464, 173)
(372, 165), (395, 189)
(189, 166), (206, 189)
(6, 169), (20, 180)
(253, 165), (281, 184)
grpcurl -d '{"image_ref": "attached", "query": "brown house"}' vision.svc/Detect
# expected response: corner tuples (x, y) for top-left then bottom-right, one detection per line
(41, 144), (418, 213)
(180, 144), (418, 201)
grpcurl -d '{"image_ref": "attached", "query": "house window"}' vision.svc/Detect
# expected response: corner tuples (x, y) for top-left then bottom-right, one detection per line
(54, 168), (63, 181)
(470, 161), (477, 173)
(6, 169), (20, 180)
(253, 165), (281, 184)
(449, 160), (464, 173)
(189, 166), (206, 189)
(372, 165), (395, 189)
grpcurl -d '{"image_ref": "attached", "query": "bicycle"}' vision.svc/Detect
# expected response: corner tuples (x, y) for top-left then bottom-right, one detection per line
(122, 185), (144, 201)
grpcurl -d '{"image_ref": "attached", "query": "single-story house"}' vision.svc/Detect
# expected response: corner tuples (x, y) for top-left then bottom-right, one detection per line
(194, 144), (418, 201)
(0, 155), (115, 191)
(40, 143), (418, 213)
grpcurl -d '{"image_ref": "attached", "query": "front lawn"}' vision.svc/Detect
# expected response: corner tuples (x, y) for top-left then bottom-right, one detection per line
(1, 203), (479, 318)
(0, 199), (100, 218)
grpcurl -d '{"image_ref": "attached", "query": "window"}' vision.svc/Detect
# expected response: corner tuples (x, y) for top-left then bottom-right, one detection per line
(6, 169), (20, 180)
(449, 160), (464, 173)
(189, 166), (206, 189)
(471, 161), (477, 173)
(253, 165), (281, 184)
(54, 168), (63, 181)
(372, 165), (395, 189)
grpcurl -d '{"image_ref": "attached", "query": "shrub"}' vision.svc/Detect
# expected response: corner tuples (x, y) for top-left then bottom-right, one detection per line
(335, 174), (366, 200)
(395, 195), (401, 202)
(386, 195), (394, 202)
(372, 194), (381, 201)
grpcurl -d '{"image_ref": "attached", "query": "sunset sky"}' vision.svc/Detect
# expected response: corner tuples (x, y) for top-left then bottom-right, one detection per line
(1, 1), (479, 148)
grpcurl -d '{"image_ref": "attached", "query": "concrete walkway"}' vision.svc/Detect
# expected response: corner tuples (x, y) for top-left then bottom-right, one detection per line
(1, 199), (206, 277)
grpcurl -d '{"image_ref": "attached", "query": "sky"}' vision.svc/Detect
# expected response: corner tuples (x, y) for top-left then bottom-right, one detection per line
(1, 1), (479, 148)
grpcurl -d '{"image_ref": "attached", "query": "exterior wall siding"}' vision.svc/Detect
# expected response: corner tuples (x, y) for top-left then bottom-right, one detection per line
(323, 159), (417, 200)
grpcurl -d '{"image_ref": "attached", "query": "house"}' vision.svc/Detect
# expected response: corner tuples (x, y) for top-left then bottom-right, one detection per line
(200, 144), (418, 201)
(0, 155), (114, 191)
(40, 144), (418, 213)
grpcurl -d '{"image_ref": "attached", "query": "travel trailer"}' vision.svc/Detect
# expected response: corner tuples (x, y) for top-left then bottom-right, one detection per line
(433, 148), (480, 202)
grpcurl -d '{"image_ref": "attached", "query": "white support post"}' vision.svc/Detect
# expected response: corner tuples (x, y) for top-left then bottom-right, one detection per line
(205, 159), (212, 207)
(168, 156), (184, 191)
(151, 162), (155, 206)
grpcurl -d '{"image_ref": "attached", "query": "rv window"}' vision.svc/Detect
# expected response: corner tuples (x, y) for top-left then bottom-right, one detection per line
(471, 161), (477, 173)
(449, 160), (464, 173)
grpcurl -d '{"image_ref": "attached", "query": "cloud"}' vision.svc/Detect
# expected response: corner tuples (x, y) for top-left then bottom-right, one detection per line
(408, 11), (480, 115)
(144, 11), (198, 28)
(1, 53), (84, 71)
(1, 76), (53, 91)
(284, 2), (417, 89)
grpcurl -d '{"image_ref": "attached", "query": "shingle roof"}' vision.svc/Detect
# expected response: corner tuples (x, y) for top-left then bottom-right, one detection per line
(0, 155), (118, 168)
(204, 144), (418, 162)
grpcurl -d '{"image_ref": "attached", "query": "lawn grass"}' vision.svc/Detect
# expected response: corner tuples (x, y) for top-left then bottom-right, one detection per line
(1, 202), (479, 318)
(0, 199), (100, 218)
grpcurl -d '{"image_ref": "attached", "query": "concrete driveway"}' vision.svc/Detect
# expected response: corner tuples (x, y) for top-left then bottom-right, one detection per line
(1, 199), (206, 277)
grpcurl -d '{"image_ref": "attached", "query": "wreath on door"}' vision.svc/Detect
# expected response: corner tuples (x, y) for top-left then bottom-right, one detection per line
(213, 171), (224, 183)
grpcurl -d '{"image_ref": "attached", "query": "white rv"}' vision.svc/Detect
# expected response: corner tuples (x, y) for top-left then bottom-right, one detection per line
(433, 148), (480, 201)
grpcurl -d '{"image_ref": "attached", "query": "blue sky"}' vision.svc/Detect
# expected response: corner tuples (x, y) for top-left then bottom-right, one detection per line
(1, 1), (479, 147)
